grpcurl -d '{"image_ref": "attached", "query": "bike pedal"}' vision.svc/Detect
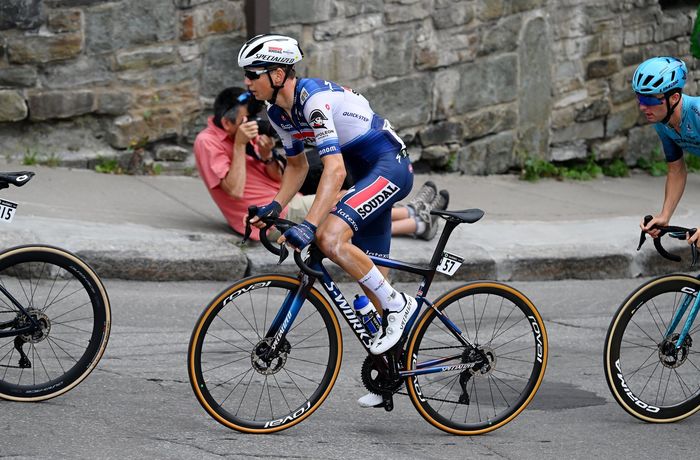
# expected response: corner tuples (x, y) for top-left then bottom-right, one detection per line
(382, 394), (394, 412)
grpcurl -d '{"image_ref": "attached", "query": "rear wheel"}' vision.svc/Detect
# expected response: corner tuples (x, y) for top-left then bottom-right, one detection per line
(0, 245), (111, 401)
(188, 275), (342, 433)
(604, 275), (700, 422)
(406, 282), (547, 435)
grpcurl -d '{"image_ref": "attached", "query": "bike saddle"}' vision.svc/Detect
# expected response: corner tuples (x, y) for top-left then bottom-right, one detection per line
(0, 171), (34, 188)
(430, 208), (484, 224)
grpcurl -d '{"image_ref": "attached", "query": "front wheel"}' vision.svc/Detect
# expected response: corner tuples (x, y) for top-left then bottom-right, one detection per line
(0, 245), (111, 401)
(604, 274), (700, 422)
(405, 282), (547, 435)
(188, 275), (342, 433)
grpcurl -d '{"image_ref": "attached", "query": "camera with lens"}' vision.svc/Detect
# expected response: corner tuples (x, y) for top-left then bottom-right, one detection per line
(253, 117), (275, 137)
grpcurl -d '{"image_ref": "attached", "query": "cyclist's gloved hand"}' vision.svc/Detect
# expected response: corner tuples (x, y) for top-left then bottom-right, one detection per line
(256, 200), (282, 220)
(283, 220), (317, 251)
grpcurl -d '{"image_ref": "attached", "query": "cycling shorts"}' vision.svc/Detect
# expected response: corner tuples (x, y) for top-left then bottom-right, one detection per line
(331, 153), (413, 258)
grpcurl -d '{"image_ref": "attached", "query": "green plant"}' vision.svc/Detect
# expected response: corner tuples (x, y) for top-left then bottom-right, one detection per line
(637, 147), (668, 177)
(602, 158), (629, 177)
(94, 157), (123, 174)
(564, 155), (602, 180)
(520, 156), (560, 181)
(685, 154), (700, 172)
(40, 153), (62, 168)
(692, 3), (700, 59)
(22, 148), (39, 166)
(145, 163), (163, 176)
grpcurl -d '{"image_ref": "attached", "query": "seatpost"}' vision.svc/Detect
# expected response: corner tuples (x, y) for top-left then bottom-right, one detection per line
(427, 218), (460, 269)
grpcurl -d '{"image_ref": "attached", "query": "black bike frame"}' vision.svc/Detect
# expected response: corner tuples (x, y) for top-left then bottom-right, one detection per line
(261, 217), (476, 378)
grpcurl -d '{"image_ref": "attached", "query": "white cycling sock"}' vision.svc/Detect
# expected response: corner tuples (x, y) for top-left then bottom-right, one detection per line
(358, 266), (405, 312)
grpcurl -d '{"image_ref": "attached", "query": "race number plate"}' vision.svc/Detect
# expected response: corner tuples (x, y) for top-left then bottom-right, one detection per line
(436, 252), (464, 276)
(0, 199), (18, 224)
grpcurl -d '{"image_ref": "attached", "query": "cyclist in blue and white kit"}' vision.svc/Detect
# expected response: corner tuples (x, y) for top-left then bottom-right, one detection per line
(240, 35), (419, 407)
(635, 57), (700, 246)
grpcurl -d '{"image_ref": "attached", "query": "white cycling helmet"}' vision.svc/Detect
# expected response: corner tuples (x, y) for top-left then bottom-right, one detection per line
(237, 34), (304, 69)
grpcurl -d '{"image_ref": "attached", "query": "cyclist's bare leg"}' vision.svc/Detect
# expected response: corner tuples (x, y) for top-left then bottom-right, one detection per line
(317, 215), (402, 315)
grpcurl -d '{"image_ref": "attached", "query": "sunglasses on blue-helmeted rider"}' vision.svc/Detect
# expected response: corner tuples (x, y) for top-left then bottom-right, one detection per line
(635, 93), (665, 106)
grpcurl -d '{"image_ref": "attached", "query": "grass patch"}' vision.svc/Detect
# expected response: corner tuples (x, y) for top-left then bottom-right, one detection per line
(94, 157), (123, 174)
(636, 147), (668, 176)
(602, 158), (629, 177)
(22, 148), (39, 166)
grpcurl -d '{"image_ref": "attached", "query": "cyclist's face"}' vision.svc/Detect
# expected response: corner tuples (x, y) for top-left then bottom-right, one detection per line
(244, 67), (281, 100)
(637, 93), (682, 123)
(636, 94), (666, 122)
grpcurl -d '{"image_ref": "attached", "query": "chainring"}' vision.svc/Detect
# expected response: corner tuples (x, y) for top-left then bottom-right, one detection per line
(361, 355), (404, 395)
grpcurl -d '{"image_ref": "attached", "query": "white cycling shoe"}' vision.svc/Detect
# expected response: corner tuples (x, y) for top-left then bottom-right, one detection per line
(369, 294), (419, 355)
(357, 392), (383, 408)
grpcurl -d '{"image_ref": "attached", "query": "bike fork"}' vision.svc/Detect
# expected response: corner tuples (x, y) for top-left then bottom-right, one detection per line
(665, 293), (700, 349)
(262, 273), (316, 357)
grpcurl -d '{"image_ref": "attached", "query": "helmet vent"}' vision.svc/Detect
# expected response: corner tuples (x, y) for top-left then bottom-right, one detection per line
(651, 77), (663, 88)
(642, 75), (653, 86)
(246, 43), (264, 59)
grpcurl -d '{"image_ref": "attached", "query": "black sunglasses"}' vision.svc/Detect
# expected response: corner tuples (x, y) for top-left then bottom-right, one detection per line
(244, 68), (272, 80)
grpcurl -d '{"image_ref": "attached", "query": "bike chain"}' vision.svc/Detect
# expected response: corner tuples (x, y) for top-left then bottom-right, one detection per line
(365, 344), (471, 405)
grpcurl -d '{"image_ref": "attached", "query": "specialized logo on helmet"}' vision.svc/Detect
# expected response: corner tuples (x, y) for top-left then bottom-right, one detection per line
(309, 109), (328, 129)
(346, 176), (400, 219)
(253, 53), (296, 64)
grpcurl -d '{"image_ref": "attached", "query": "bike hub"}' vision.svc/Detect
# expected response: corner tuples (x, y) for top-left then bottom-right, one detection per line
(251, 337), (290, 375)
(17, 309), (51, 344)
(658, 333), (692, 368)
(463, 345), (496, 377)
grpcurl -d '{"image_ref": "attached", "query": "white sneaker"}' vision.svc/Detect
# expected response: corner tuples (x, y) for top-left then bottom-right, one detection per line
(369, 294), (419, 355)
(357, 392), (383, 408)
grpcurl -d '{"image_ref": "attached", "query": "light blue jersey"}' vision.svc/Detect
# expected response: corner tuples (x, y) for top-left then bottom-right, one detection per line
(656, 94), (700, 162)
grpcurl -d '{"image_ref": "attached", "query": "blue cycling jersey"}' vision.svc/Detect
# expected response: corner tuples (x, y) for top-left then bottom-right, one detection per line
(266, 78), (406, 166)
(265, 77), (414, 258)
(656, 94), (700, 162)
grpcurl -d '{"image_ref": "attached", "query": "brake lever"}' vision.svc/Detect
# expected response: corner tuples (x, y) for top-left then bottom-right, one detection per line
(243, 205), (259, 244)
(689, 228), (698, 267)
(278, 242), (289, 265)
(637, 215), (653, 251)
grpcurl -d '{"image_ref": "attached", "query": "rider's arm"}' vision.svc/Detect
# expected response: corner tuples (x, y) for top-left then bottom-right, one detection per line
(272, 153), (309, 208)
(643, 127), (687, 235)
(298, 91), (345, 227)
(659, 157), (687, 223)
(304, 154), (346, 227)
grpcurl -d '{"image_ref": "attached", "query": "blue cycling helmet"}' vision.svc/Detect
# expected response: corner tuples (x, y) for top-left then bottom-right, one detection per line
(632, 56), (687, 95)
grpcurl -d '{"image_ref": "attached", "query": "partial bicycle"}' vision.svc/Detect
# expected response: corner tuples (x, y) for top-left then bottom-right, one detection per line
(189, 205), (548, 434)
(604, 215), (700, 422)
(0, 171), (111, 401)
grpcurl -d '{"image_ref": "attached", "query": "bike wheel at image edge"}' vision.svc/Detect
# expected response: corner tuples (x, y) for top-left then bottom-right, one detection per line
(406, 281), (548, 435)
(188, 274), (343, 433)
(604, 274), (700, 422)
(0, 245), (111, 401)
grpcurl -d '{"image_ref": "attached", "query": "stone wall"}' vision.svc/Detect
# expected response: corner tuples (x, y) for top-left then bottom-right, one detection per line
(0, 0), (697, 174)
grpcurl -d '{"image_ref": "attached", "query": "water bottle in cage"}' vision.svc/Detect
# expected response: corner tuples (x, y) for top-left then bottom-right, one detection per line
(353, 295), (381, 336)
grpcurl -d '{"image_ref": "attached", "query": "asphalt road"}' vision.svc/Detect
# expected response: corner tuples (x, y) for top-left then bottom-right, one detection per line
(2, 278), (698, 459)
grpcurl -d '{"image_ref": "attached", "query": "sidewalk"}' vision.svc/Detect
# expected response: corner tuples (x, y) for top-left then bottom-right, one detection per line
(1, 159), (698, 282)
